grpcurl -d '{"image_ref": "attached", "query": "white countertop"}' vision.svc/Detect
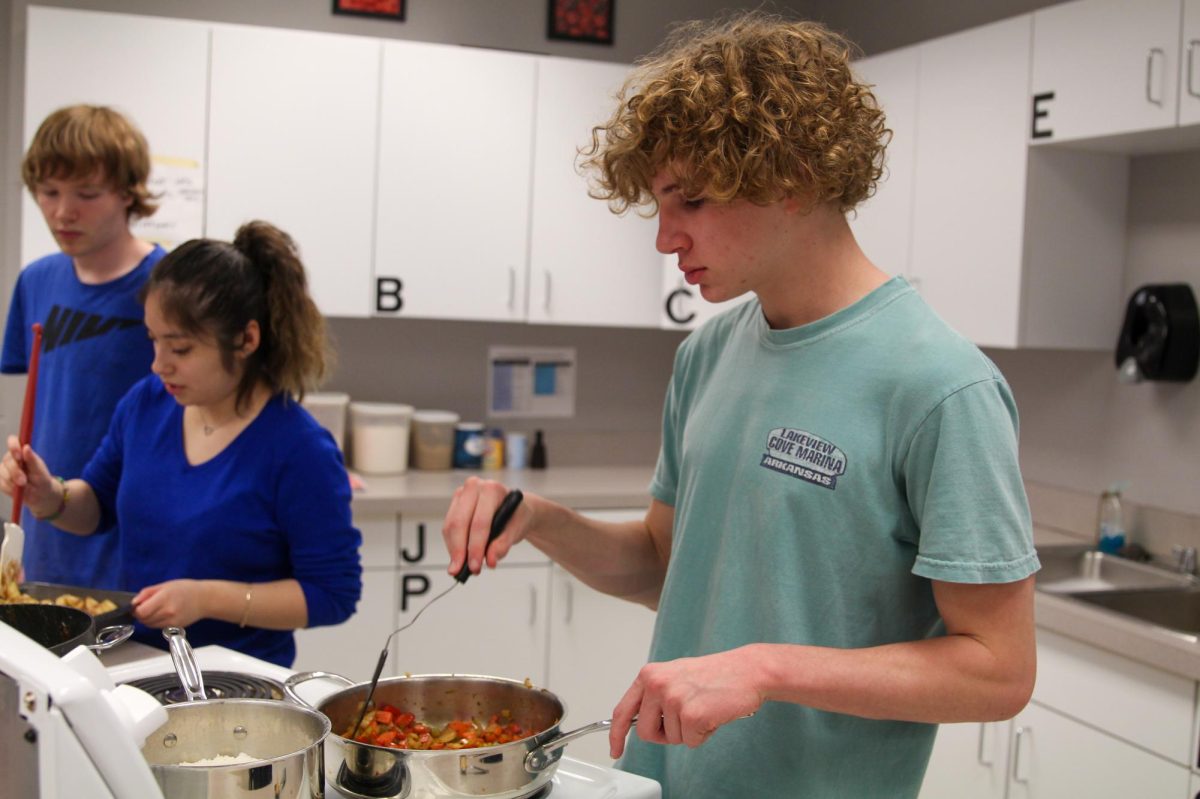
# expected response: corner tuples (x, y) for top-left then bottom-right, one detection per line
(350, 465), (655, 516)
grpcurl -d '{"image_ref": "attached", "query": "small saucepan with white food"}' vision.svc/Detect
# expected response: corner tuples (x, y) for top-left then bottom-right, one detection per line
(140, 627), (331, 799)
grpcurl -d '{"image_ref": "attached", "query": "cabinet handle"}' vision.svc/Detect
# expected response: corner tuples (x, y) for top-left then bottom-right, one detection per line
(563, 580), (574, 625)
(543, 271), (552, 312)
(508, 267), (516, 310)
(1011, 725), (1030, 784)
(1146, 47), (1166, 107)
(529, 585), (538, 626)
(1189, 40), (1200, 99)
(975, 722), (992, 766)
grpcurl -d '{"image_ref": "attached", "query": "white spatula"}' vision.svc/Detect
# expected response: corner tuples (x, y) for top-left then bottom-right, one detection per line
(2, 323), (44, 597)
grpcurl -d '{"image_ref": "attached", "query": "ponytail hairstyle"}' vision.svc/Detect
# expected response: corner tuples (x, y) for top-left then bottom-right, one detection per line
(141, 221), (331, 410)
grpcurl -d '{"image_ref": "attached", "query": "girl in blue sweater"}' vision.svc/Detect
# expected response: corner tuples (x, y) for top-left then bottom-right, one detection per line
(2, 221), (362, 666)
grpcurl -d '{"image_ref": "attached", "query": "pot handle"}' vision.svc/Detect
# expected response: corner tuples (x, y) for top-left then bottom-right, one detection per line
(283, 670), (356, 708)
(163, 626), (207, 702)
(525, 714), (638, 773)
(86, 623), (134, 652)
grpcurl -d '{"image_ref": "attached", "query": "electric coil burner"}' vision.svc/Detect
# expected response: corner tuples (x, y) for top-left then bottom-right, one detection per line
(123, 670), (286, 704)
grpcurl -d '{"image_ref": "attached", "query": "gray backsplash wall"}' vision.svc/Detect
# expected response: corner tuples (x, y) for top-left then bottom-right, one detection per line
(322, 316), (685, 468)
(3, 0), (1198, 516)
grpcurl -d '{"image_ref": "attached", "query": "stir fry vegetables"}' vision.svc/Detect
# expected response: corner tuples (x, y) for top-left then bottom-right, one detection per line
(345, 706), (534, 750)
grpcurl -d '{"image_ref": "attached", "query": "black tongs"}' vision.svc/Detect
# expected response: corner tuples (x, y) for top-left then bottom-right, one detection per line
(350, 488), (524, 738)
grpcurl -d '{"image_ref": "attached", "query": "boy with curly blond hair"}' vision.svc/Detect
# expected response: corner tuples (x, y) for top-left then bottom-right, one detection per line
(2, 105), (164, 590)
(441, 12), (1038, 797)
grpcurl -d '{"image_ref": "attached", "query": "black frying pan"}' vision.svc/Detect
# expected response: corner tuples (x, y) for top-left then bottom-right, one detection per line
(0, 603), (132, 656)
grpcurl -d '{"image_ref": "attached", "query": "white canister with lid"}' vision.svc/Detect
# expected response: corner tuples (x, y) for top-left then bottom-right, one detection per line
(349, 402), (415, 474)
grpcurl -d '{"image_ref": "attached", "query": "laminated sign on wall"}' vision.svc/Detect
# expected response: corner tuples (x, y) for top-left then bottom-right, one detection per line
(488, 346), (576, 418)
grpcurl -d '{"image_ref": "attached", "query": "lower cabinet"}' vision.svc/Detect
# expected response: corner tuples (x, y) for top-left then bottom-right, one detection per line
(1006, 702), (1190, 797)
(295, 505), (657, 767)
(920, 628), (1198, 798)
(546, 508), (658, 766)
(919, 721), (1009, 799)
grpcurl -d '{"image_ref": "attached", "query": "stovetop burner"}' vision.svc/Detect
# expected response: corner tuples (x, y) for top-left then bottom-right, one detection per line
(121, 670), (286, 704)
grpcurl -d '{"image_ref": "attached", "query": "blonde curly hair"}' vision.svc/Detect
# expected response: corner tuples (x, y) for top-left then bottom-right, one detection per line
(581, 11), (890, 214)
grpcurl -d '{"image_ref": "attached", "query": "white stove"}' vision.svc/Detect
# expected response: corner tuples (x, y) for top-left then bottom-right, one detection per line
(0, 623), (660, 799)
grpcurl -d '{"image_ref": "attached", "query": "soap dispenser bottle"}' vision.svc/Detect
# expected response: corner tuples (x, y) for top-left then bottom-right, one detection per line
(1096, 483), (1127, 554)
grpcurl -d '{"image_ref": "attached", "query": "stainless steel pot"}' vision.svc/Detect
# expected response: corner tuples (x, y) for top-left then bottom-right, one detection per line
(141, 626), (332, 798)
(0, 602), (132, 655)
(285, 671), (615, 799)
(141, 698), (331, 799)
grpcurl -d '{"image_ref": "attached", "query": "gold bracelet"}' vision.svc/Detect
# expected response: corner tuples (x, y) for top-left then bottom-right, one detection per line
(238, 584), (253, 628)
(37, 477), (69, 521)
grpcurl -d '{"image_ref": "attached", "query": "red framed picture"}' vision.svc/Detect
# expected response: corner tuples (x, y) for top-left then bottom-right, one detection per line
(547, 0), (613, 45)
(332, 0), (405, 22)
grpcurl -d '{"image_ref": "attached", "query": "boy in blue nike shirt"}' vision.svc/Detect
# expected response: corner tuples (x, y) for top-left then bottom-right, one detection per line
(2, 105), (164, 589)
(440, 11), (1038, 798)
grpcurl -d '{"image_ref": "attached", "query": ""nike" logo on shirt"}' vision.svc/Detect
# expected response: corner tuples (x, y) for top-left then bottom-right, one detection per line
(43, 305), (142, 354)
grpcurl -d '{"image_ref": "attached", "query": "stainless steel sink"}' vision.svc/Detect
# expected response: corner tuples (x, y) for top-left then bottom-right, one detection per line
(1070, 588), (1200, 640)
(1036, 545), (1197, 593)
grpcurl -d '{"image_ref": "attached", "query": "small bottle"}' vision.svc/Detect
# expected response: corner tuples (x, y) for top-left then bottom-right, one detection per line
(530, 429), (547, 470)
(482, 427), (505, 470)
(1096, 483), (1127, 554)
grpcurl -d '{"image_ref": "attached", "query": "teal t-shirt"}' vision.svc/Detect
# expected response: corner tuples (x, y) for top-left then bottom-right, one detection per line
(620, 277), (1039, 798)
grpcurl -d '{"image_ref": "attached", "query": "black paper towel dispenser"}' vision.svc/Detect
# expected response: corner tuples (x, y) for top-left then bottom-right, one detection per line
(1115, 283), (1198, 383)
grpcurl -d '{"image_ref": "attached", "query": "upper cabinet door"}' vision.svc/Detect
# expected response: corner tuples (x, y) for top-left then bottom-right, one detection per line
(528, 57), (661, 328)
(1031, 0), (1181, 143)
(910, 16), (1032, 349)
(207, 25), (380, 318)
(22, 7), (209, 262)
(849, 45), (920, 281)
(374, 42), (535, 322)
(1181, 0), (1200, 126)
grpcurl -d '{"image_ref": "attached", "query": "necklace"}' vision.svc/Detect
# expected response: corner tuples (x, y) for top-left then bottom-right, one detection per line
(196, 408), (236, 436)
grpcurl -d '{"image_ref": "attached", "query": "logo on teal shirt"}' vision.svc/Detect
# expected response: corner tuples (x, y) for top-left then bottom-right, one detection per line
(760, 427), (847, 489)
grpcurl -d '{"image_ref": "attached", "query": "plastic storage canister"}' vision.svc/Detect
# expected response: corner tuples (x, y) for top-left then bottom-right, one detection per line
(349, 402), (414, 474)
(411, 410), (460, 470)
(301, 392), (350, 452)
(453, 422), (486, 469)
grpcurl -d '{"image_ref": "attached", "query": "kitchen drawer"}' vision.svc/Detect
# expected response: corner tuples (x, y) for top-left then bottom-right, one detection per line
(398, 515), (549, 569)
(1034, 629), (1195, 764)
(357, 514), (399, 569)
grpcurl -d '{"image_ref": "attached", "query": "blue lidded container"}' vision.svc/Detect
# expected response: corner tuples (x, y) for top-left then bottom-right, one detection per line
(453, 422), (486, 469)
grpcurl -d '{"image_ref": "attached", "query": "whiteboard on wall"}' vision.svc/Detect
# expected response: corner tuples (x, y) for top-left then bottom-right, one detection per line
(21, 6), (210, 264)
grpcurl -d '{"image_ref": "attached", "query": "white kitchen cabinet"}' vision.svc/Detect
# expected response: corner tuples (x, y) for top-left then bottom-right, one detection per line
(1033, 630), (1194, 764)
(391, 564), (550, 684)
(22, 7), (209, 262)
(910, 16), (1031, 348)
(1182, 0), (1200, 127)
(1007, 702), (1191, 797)
(659, 254), (754, 330)
(918, 722), (1009, 799)
(546, 509), (657, 766)
(374, 42), (536, 322)
(849, 45), (920, 280)
(528, 57), (661, 328)
(206, 24), (379, 318)
(1031, 0), (1182, 144)
(909, 15), (1129, 349)
(394, 513), (551, 683)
